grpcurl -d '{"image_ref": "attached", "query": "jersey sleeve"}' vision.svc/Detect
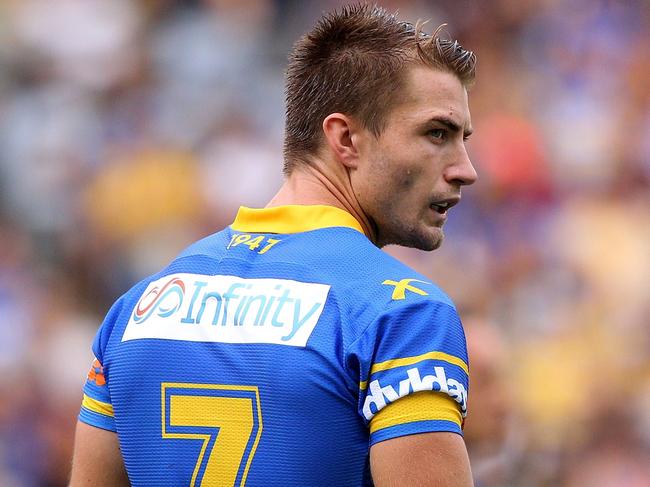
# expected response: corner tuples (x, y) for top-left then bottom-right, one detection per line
(349, 298), (469, 446)
(78, 298), (125, 432)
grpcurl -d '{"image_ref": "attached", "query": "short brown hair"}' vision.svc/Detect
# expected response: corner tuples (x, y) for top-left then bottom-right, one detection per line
(283, 3), (476, 174)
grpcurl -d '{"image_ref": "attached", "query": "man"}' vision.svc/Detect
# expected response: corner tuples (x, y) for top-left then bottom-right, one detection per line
(70, 4), (477, 486)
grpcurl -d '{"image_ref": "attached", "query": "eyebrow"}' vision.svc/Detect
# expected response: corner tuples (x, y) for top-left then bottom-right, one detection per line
(430, 116), (473, 137)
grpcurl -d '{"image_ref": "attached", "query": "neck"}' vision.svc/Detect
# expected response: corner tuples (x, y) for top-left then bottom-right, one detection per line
(267, 159), (376, 242)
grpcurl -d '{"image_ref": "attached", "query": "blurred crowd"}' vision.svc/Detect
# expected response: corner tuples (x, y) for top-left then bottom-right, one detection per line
(0, 0), (648, 485)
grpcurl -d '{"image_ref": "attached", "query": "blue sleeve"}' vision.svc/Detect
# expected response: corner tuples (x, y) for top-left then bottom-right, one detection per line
(78, 297), (125, 432)
(348, 297), (469, 445)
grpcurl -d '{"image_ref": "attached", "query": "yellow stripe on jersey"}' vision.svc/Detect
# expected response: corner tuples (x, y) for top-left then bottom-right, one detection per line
(369, 391), (462, 434)
(82, 394), (114, 417)
(359, 351), (469, 390)
(231, 205), (365, 235)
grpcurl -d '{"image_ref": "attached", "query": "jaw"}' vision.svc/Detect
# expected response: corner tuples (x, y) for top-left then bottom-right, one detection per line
(375, 216), (445, 251)
(413, 225), (444, 251)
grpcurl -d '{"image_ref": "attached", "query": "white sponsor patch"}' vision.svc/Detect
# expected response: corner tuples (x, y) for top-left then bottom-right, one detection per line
(362, 367), (468, 420)
(122, 273), (330, 347)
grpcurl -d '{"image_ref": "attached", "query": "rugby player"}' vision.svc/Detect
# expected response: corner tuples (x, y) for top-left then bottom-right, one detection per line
(70, 4), (478, 486)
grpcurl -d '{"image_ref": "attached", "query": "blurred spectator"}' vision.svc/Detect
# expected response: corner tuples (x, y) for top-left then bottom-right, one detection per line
(463, 314), (517, 487)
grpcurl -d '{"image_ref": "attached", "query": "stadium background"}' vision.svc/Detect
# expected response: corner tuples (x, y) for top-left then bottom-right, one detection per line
(0, 0), (649, 485)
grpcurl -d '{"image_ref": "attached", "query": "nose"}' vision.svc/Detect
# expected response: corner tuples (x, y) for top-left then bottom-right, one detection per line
(444, 145), (478, 186)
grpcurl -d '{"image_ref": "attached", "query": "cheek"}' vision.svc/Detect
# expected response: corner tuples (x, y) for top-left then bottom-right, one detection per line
(367, 147), (428, 206)
(395, 172), (416, 190)
(399, 169), (431, 204)
(390, 159), (425, 191)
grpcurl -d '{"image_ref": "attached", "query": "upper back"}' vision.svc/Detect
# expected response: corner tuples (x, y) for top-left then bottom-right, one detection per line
(80, 205), (468, 487)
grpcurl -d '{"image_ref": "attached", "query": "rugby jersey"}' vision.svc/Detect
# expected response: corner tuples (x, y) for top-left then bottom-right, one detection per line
(79, 205), (469, 486)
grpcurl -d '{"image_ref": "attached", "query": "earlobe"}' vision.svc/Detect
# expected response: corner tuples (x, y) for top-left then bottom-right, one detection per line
(322, 113), (361, 169)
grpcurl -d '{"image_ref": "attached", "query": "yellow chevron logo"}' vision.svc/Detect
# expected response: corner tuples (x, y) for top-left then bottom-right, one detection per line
(381, 278), (429, 300)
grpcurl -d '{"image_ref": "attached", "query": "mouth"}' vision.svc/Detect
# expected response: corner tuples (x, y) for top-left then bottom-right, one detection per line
(430, 196), (461, 215)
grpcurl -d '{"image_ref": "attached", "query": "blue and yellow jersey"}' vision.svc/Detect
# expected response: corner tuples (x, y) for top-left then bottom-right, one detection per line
(79, 205), (469, 486)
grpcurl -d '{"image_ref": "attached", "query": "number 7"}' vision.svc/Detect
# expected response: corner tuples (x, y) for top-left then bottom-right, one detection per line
(161, 383), (263, 486)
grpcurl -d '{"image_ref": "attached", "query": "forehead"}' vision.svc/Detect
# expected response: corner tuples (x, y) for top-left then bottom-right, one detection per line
(387, 65), (471, 129)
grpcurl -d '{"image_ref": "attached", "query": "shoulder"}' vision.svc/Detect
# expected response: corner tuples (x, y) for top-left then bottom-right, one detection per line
(343, 249), (470, 439)
(93, 230), (231, 353)
(321, 234), (456, 315)
(310, 234), (461, 352)
(175, 228), (230, 260)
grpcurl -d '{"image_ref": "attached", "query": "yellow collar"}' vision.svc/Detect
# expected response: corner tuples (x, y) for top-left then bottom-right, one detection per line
(231, 205), (364, 235)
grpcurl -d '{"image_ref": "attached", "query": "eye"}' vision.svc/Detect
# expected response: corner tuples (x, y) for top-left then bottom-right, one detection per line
(428, 128), (446, 140)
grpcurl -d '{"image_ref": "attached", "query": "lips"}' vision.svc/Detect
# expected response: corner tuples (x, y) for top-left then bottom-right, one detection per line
(430, 196), (461, 214)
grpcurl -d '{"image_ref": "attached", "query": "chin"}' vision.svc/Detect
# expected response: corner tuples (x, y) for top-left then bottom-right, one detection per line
(412, 227), (444, 251)
(428, 238), (444, 251)
(415, 236), (443, 252)
(379, 226), (444, 251)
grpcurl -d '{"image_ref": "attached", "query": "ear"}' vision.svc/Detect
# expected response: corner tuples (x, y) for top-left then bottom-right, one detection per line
(322, 113), (364, 169)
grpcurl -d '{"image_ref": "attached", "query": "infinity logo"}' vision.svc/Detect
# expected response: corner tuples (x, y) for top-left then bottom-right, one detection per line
(133, 277), (186, 323)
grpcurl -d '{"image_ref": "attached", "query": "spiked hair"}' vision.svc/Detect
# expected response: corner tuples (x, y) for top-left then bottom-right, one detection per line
(283, 4), (476, 173)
